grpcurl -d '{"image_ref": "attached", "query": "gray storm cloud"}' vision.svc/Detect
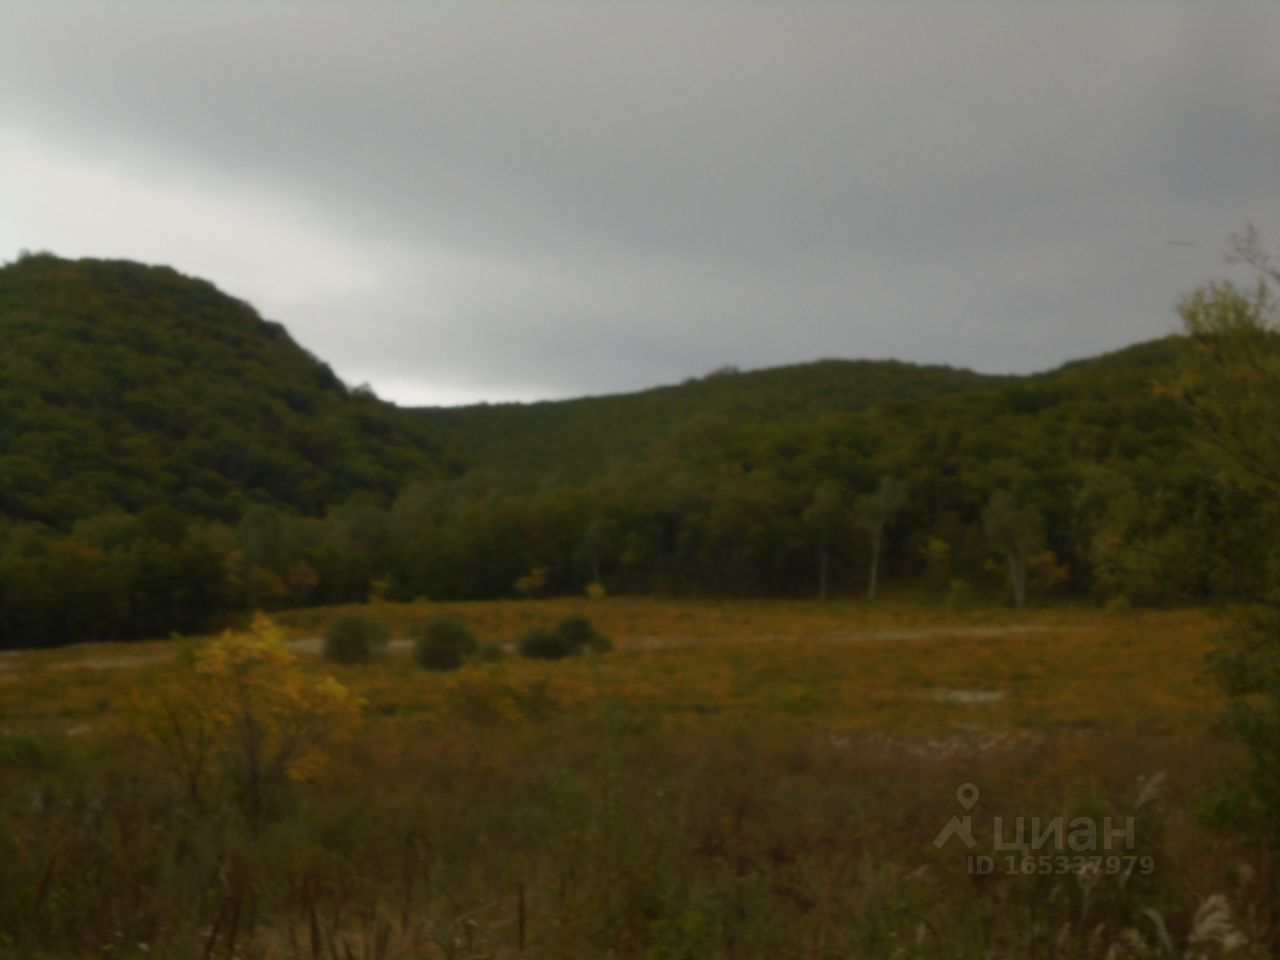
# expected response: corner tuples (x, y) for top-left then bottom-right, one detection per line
(2, 2), (1277, 404)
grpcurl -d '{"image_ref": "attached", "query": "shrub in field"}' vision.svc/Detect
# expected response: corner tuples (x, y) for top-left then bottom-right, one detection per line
(517, 626), (574, 660)
(414, 615), (478, 671)
(323, 611), (391, 663)
(0, 728), (68, 772)
(583, 629), (612, 654)
(131, 614), (363, 813)
(557, 613), (613, 654)
(518, 615), (613, 660)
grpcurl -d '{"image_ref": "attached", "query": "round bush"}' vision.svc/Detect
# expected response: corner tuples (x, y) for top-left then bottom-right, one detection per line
(555, 614), (612, 655)
(555, 614), (595, 651)
(323, 611), (390, 664)
(413, 615), (478, 671)
(583, 631), (613, 654)
(517, 626), (574, 660)
(415, 615), (477, 655)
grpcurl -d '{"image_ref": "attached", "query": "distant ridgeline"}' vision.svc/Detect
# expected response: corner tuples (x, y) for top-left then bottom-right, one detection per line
(0, 253), (1242, 649)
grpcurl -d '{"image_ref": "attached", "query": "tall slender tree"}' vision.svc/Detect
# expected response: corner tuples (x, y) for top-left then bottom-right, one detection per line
(1173, 229), (1280, 920)
(982, 490), (1044, 609)
(803, 480), (846, 601)
(854, 476), (907, 601)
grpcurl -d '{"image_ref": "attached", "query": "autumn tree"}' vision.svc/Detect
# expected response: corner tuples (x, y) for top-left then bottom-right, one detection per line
(1174, 225), (1280, 497)
(574, 518), (610, 592)
(131, 614), (363, 814)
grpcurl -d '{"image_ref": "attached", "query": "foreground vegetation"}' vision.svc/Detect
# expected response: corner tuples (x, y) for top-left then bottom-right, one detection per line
(0, 600), (1271, 957)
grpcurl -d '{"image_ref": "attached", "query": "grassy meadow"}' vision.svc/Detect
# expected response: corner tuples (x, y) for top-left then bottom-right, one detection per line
(0, 599), (1270, 958)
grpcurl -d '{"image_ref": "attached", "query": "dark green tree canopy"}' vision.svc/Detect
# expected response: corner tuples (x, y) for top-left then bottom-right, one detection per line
(0, 252), (1228, 648)
(0, 253), (449, 527)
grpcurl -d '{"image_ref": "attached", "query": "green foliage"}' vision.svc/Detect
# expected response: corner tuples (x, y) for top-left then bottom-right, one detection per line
(517, 626), (574, 660)
(983, 490), (1045, 608)
(413, 615), (478, 671)
(0, 728), (68, 772)
(1207, 609), (1280, 839)
(1174, 269), (1280, 497)
(803, 479), (847, 600)
(517, 616), (612, 660)
(1103, 593), (1131, 613)
(1077, 461), (1268, 605)
(1171, 230), (1280, 909)
(853, 476), (908, 601)
(920, 536), (952, 596)
(5, 683), (1247, 960)
(0, 253), (1249, 648)
(323, 611), (390, 664)
(513, 564), (548, 599)
(556, 613), (613, 654)
(0, 255), (447, 528)
(413, 357), (997, 492)
(132, 614), (363, 813)
(944, 578), (979, 611)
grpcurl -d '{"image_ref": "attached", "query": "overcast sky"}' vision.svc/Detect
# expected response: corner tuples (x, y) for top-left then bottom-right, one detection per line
(2, 2), (1277, 406)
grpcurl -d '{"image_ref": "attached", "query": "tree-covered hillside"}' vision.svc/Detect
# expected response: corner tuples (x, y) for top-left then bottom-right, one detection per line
(0, 253), (450, 527)
(0, 253), (1234, 649)
(395, 335), (1199, 604)
(416, 359), (1005, 490)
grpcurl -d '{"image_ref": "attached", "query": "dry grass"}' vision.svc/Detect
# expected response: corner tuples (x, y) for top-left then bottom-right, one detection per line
(0, 600), (1225, 742)
(0, 599), (1270, 958)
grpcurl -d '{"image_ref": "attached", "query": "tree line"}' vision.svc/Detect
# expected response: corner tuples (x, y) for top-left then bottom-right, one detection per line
(2, 248), (1275, 648)
(0, 394), (1247, 650)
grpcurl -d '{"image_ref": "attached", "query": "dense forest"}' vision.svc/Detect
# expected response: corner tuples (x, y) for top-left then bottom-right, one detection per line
(0, 252), (1267, 648)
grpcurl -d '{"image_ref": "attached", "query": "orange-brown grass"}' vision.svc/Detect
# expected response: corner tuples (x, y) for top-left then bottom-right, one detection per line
(280, 600), (1227, 741)
(0, 600), (1221, 739)
(2, 600), (1271, 959)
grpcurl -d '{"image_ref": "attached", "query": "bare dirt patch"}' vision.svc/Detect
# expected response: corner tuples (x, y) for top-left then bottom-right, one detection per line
(44, 651), (171, 671)
(925, 689), (1008, 705)
(624, 623), (1083, 652)
(819, 624), (1086, 643)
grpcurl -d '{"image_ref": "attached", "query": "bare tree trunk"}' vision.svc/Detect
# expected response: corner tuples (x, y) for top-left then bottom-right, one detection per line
(818, 549), (829, 601)
(867, 527), (882, 600)
(1008, 553), (1027, 608)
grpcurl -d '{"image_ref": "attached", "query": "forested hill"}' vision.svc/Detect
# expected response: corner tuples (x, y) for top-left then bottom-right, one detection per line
(414, 337), (1193, 504)
(0, 253), (1191, 527)
(415, 359), (1007, 489)
(2, 253), (1228, 649)
(0, 254), (450, 527)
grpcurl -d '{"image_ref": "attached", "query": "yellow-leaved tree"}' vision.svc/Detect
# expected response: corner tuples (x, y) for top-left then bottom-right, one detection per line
(132, 614), (363, 815)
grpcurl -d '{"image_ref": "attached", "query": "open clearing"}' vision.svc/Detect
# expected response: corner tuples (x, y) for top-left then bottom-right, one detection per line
(4, 599), (1270, 958)
(0, 599), (1223, 743)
